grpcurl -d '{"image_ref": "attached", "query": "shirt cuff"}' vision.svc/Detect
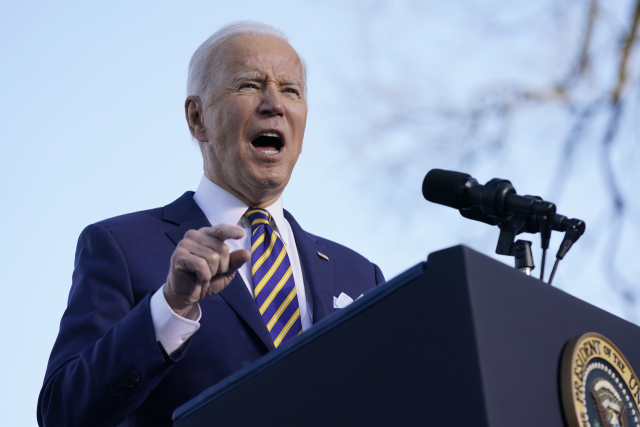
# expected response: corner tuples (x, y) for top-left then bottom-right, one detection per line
(150, 285), (201, 355)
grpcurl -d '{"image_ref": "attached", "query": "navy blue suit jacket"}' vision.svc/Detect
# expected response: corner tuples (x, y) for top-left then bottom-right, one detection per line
(38, 192), (384, 426)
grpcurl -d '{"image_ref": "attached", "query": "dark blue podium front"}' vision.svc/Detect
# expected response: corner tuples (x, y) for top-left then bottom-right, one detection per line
(172, 245), (640, 427)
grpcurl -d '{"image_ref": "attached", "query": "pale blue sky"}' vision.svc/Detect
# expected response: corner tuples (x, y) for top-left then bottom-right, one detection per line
(1, 1), (638, 425)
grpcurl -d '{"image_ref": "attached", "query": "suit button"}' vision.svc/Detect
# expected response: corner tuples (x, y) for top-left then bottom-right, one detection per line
(119, 385), (128, 393)
(114, 393), (123, 401)
(132, 371), (140, 382)
(125, 378), (134, 388)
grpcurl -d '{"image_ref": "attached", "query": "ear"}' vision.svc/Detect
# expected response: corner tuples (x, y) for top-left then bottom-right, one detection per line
(185, 96), (208, 142)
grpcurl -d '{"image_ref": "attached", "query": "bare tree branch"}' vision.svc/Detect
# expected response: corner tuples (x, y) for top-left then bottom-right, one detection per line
(612, 0), (640, 103)
(576, 0), (599, 77)
(340, 0), (640, 322)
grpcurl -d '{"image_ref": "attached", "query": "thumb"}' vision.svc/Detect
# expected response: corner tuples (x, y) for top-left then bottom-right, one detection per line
(228, 249), (251, 272)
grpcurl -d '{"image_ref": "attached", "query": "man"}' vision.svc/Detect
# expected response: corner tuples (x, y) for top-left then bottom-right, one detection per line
(38, 21), (384, 427)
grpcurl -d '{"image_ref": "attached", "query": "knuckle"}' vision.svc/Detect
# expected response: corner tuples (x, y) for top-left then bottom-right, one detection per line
(196, 257), (209, 270)
(219, 243), (230, 256)
(173, 247), (189, 258)
(184, 229), (200, 240)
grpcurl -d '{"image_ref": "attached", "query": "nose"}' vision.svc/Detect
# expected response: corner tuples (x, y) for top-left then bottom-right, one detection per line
(257, 83), (285, 116)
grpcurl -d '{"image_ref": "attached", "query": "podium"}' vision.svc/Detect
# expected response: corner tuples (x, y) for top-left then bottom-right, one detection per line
(172, 245), (640, 426)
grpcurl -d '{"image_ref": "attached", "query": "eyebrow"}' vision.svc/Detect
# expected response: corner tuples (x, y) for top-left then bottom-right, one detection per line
(234, 73), (263, 82)
(281, 79), (302, 86)
(234, 73), (302, 86)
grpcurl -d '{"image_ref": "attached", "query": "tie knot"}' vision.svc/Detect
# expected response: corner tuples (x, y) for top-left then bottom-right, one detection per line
(244, 208), (271, 230)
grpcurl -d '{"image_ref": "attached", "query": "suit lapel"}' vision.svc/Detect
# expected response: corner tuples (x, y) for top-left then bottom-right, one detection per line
(163, 192), (211, 245)
(219, 277), (276, 351)
(284, 210), (335, 323)
(162, 192), (275, 351)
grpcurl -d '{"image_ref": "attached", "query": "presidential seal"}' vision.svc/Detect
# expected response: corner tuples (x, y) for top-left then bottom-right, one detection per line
(561, 332), (640, 427)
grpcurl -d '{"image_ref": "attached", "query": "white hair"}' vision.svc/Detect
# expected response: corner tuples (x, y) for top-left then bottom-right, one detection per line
(187, 21), (307, 104)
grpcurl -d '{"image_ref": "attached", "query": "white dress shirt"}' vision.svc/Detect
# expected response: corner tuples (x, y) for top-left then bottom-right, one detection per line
(150, 175), (312, 354)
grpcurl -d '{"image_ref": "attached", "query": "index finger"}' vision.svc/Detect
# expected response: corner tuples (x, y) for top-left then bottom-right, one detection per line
(202, 224), (245, 241)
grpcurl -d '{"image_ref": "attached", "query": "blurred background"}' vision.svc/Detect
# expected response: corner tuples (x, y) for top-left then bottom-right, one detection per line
(1, 0), (638, 424)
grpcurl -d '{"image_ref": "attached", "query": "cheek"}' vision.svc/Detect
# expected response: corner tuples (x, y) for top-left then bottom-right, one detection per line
(216, 108), (238, 137)
(225, 103), (258, 143)
(212, 111), (242, 152)
(215, 96), (252, 128)
(291, 111), (307, 152)
(291, 105), (307, 132)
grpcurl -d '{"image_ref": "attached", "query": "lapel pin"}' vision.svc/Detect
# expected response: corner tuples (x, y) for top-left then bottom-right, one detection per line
(316, 251), (329, 261)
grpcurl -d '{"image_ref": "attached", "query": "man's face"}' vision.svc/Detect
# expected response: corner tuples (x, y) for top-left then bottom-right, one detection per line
(197, 34), (307, 207)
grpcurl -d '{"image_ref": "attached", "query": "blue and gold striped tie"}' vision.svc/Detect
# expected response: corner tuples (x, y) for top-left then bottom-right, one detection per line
(244, 208), (302, 347)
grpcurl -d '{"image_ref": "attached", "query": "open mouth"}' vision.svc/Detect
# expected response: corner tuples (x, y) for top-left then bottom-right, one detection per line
(251, 131), (283, 155)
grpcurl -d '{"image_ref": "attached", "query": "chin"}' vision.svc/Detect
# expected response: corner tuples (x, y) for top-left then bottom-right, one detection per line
(249, 165), (291, 188)
(253, 175), (286, 191)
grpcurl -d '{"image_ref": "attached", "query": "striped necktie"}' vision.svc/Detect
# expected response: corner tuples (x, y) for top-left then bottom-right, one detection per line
(244, 208), (302, 347)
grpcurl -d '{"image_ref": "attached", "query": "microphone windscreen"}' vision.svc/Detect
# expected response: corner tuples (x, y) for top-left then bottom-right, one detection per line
(422, 169), (470, 209)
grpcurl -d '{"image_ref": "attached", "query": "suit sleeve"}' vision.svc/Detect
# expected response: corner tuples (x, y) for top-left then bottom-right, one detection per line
(37, 223), (187, 427)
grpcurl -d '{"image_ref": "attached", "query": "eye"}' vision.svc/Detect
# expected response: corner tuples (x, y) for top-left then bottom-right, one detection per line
(239, 83), (259, 91)
(283, 87), (300, 98)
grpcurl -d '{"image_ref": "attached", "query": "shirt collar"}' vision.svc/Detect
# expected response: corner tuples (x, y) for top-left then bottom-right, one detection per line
(192, 174), (290, 246)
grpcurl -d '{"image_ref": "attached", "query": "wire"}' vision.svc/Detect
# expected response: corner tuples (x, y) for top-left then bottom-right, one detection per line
(548, 258), (560, 285)
(540, 248), (547, 281)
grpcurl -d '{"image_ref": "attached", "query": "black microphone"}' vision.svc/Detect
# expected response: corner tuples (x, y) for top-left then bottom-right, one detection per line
(422, 169), (472, 210)
(553, 217), (586, 260)
(423, 168), (586, 284)
(422, 168), (556, 221)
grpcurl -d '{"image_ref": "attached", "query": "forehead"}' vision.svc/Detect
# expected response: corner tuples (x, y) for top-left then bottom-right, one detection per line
(213, 34), (303, 81)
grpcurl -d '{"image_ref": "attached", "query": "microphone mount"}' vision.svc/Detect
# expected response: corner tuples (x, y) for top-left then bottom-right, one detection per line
(422, 169), (586, 283)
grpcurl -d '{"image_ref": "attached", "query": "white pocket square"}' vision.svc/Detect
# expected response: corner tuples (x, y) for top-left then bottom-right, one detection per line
(333, 292), (364, 309)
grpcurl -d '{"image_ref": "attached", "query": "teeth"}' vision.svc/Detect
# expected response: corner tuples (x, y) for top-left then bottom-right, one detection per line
(263, 150), (278, 154)
(262, 132), (280, 138)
